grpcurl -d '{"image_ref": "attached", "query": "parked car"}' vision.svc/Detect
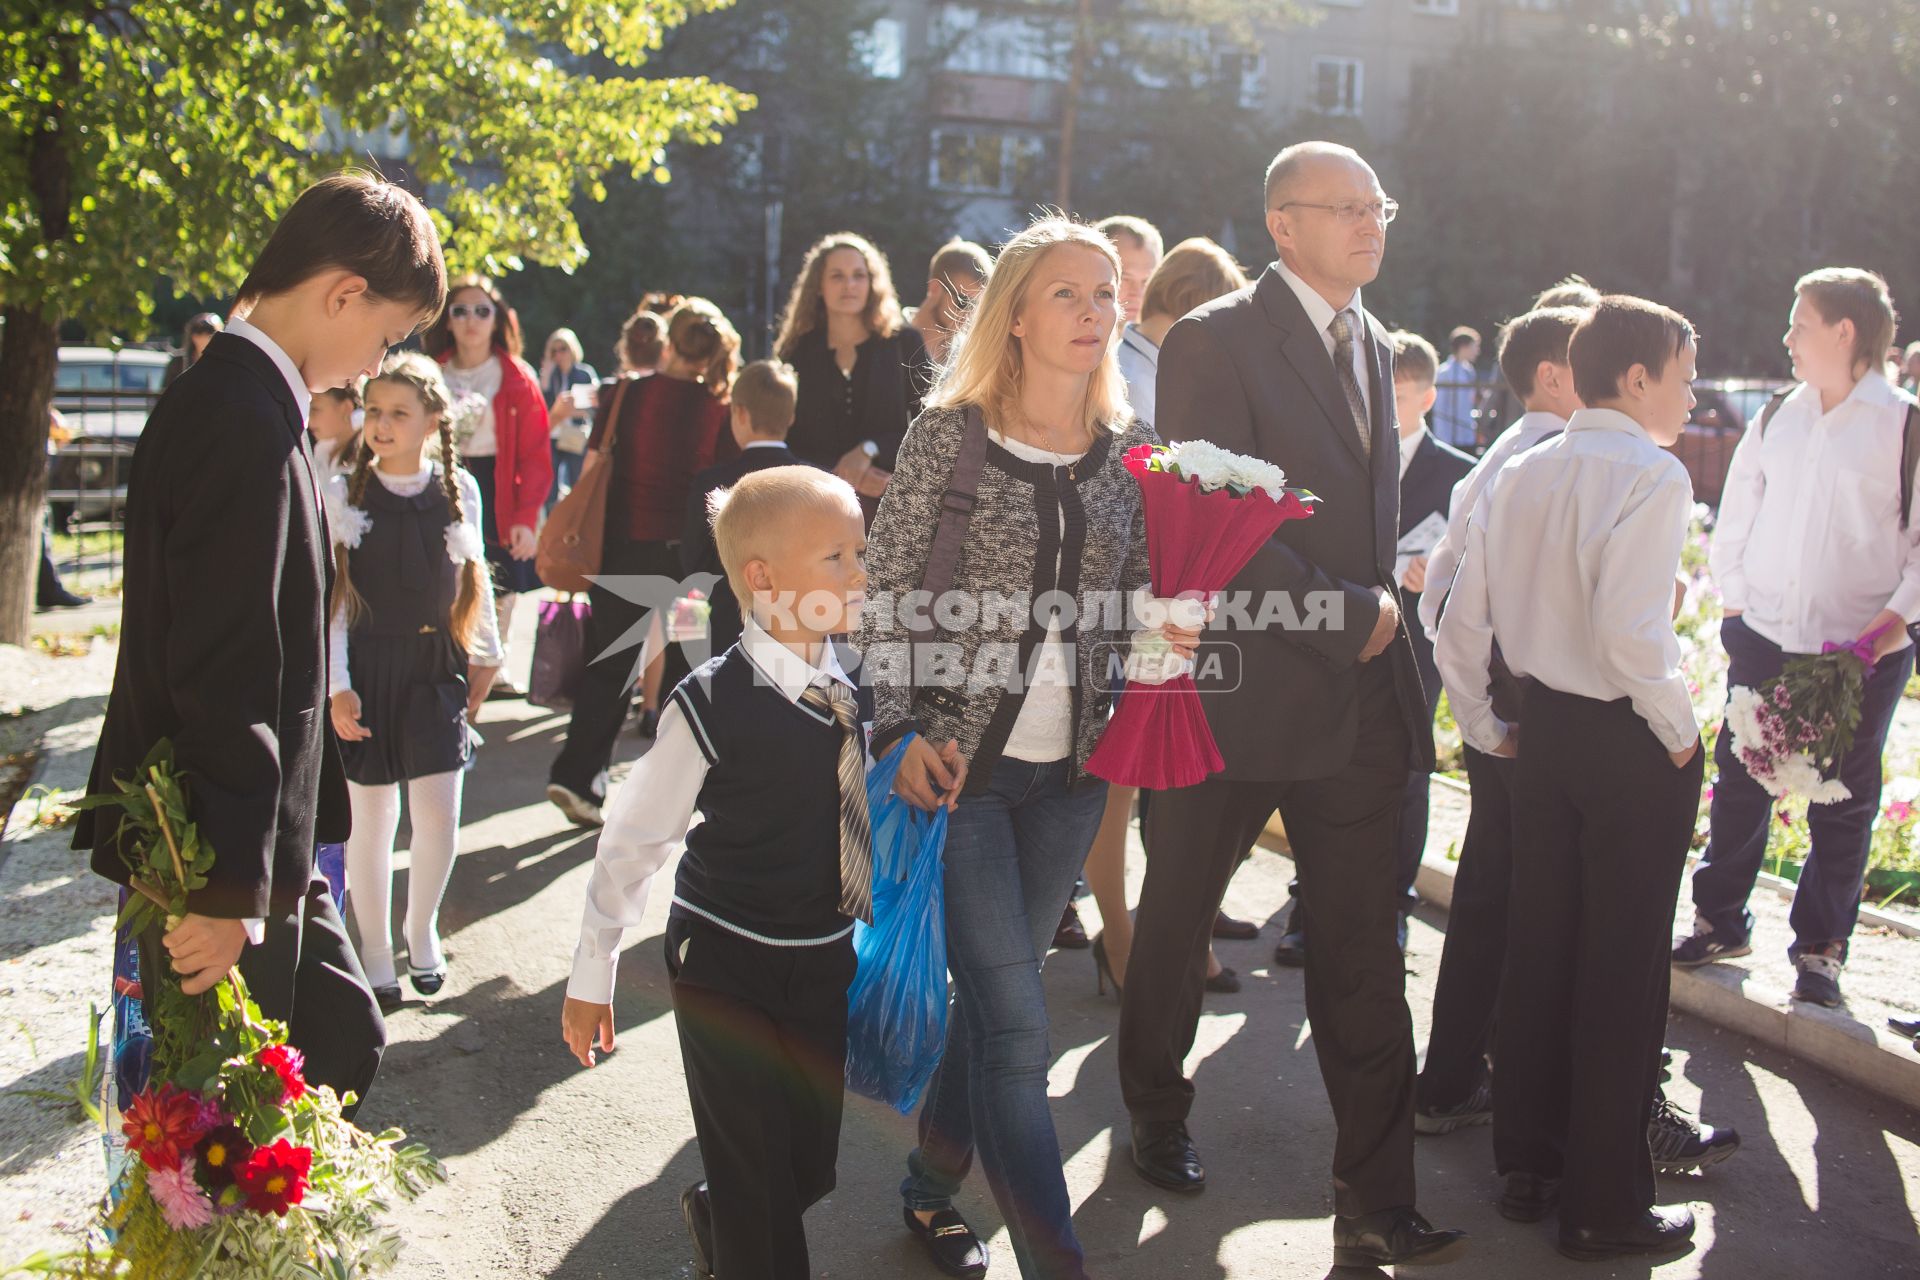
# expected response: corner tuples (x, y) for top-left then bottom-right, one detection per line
(46, 346), (170, 526)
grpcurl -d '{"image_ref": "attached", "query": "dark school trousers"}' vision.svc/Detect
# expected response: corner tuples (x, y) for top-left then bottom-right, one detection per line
(1494, 684), (1704, 1230)
(666, 912), (857, 1280)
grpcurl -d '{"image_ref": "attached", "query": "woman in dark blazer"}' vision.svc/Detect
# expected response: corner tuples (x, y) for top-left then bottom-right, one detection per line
(774, 232), (933, 514)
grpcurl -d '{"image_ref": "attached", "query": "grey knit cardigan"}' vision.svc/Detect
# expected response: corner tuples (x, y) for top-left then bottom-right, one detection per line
(858, 403), (1158, 794)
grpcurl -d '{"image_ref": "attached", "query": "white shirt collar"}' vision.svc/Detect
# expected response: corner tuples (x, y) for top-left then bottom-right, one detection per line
(1839, 370), (1898, 410)
(740, 616), (855, 704)
(1120, 323), (1160, 364)
(1398, 425), (1426, 477)
(742, 439), (789, 451)
(1566, 406), (1653, 440)
(1273, 256), (1361, 338)
(1512, 409), (1570, 444)
(224, 316), (312, 426)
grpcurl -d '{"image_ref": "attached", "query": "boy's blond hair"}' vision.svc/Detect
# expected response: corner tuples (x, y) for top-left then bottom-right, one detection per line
(1389, 330), (1440, 388)
(732, 359), (799, 436)
(708, 466), (861, 611)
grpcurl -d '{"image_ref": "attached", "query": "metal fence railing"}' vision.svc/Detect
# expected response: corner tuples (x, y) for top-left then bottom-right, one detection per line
(48, 382), (162, 585)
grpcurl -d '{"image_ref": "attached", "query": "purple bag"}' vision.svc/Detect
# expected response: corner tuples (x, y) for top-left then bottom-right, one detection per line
(529, 596), (590, 709)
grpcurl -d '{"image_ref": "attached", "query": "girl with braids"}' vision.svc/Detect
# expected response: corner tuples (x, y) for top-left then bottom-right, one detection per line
(546, 296), (741, 827)
(326, 352), (504, 1006)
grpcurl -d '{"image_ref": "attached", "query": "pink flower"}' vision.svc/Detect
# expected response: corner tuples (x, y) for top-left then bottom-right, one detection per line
(191, 1096), (227, 1134)
(1776, 810), (1794, 829)
(1704, 785), (1715, 803)
(1888, 800), (1915, 824)
(147, 1159), (215, 1230)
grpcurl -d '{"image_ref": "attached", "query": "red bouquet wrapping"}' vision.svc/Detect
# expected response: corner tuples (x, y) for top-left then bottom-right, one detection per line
(1085, 441), (1317, 789)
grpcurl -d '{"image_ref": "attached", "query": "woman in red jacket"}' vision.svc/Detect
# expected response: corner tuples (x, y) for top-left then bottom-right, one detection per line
(424, 274), (553, 696)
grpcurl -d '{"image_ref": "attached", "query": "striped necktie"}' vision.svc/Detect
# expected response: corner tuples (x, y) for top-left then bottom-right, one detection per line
(801, 679), (873, 924)
(1329, 309), (1373, 460)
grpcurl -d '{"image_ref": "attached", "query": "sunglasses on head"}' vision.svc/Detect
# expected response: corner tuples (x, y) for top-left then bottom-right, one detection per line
(449, 303), (495, 321)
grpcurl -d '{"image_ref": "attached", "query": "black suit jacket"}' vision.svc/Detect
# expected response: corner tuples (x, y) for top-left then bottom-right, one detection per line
(681, 443), (803, 654)
(1157, 265), (1435, 780)
(1397, 431), (1475, 684)
(74, 333), (349, 917)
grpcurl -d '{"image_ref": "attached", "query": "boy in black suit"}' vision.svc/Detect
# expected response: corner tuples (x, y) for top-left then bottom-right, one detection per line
(74, 174), (446, 1109)
(682, 359), (803, 658)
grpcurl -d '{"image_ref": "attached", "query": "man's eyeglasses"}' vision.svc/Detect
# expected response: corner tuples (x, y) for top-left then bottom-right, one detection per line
(1277, 198), (1399, 226)
(449, 303), (496, 321)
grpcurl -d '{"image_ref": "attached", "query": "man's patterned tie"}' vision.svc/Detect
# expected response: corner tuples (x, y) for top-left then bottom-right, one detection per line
(801, 680), (873, 924)
(1329, 309), (1373, 460)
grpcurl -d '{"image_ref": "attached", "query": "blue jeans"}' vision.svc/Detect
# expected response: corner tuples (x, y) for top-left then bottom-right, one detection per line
(1691, 614), (1915, 961)
(547, 442), (585, 511)
(901, 757), (1107, 1280)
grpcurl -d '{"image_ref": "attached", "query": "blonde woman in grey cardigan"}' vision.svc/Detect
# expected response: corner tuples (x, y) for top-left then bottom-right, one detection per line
(861, 218), (1201, 1280)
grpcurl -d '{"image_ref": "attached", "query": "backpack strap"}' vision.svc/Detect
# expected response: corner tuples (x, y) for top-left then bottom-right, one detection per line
(1902, 401), (1920, 532)
(1754, 385), (1794, 441)
(908, 406), (991, 641)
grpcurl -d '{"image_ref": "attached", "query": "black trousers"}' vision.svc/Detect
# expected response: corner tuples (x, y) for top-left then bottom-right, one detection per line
(549, 536), (691, 799)
(141, 875), (385, 1115)
(1494, 685), (1703, 1230)
(1119, 662), (1416, 1217)
(666, 914), (856, 1280)
(1416, 745), (1516, 1110)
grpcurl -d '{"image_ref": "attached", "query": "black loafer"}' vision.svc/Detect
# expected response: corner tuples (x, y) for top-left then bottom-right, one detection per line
(1498, 1172), (1560, 1223)
(372, 984), (405, 1012)
(1212, 910), (1260, 940)
(1204, 965), (1241, 994)
(1130, 1119), (1206, 1193)
(1331, 1206), (1468, 1267)
(903, 1206), (989, 1277)
(1558, 1205), (1695, 1261)
(1272, 926), (1308, 968)
(682, 1182), (715, 1279)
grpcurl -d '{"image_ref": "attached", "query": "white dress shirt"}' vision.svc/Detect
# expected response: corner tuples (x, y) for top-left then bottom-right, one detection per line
(1273, 258), (1370, 421)
(1398, 424), (1426, 480)
(1436, 408), (1698, 755)
(567, 618), (866, 1004)
(224, 316), (312, 427)
(1419, 411), (1569, 639)
(987, 430), (1085, 762)
(1116, 324), (1160, 428)
(1710, 372), (1920, 653)
(326, 465), (504, 695)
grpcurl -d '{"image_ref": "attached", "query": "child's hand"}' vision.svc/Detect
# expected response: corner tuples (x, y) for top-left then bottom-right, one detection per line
(508, 524), (537, 560)
(562, 997), (616, 1068)
(164, 914), (250, 995)
(331, 690), (371, 741)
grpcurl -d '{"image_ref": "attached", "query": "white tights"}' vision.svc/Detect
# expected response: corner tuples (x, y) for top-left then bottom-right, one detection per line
(346, 769), (465, 988)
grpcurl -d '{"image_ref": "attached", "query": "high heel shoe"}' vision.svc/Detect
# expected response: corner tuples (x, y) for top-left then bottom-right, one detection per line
(1092, 933), (1123, 999)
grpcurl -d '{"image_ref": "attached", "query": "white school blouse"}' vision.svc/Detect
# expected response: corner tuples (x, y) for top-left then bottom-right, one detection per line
(1418, 411), (1570, 640)
(1709, 372), (1920, 654)
(1435, 408), (1698, 756)
(988, 429), (1087, 763)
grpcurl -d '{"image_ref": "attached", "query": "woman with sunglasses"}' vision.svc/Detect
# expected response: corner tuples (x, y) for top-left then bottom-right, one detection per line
(424, 275), (553, 698)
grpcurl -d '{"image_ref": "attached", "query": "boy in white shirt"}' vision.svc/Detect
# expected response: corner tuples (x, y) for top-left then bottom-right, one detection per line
(1437, 296), (1705, 1261)
(1676, 269), (1920, 1007)
(561, 466), (876, 1280)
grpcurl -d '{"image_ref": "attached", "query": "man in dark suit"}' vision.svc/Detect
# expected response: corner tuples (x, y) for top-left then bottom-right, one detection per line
(1115, 142), (1466, 1268)
(74, 327), (386, 1108)
(680, 359), (803, 659)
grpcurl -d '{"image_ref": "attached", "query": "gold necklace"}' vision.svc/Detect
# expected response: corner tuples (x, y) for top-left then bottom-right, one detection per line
(1018, 412), (1087, 481)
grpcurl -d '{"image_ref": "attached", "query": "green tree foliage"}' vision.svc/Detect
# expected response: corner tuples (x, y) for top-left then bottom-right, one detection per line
(0, 0), (752, 645)
(1390, 1), (1920, 373)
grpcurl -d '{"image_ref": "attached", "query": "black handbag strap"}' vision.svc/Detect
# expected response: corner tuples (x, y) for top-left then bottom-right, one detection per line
(908, 405), (991, 641)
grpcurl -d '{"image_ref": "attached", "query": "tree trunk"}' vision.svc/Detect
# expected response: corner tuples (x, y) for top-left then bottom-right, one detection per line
(1053, 0), (1093, 211)
(0, 306), (59, 647)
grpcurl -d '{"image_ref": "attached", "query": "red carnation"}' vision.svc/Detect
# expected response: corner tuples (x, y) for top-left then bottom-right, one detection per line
(121, 1084), (210, 1172)
(234, 1138), (312, 1216)
(256, 1044), (308, 1105)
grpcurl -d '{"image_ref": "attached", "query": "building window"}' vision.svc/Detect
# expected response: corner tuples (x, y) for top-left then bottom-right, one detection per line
(856, 17), (904, 79)
(1213, 47), (1268, 109)
(1411, 0), (1459, 13)
(929, 128), (1044, 194)
(936, 5), (1064, 80)
(1311, 56), (1364, 117)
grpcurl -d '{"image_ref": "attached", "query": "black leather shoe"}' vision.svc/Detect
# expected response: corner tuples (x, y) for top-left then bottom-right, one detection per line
(1130, 1119), (1206, 1192)
(681, 1182), (715, 1279)
(1889, 1015), (1920, 1039)
(1212, 910), (1260, 940)
(1498, 1172), (1560, 1223)
(1331, 1206), (1467, 1267)
(903, 1206), (989, 1277)
(1053, 902), (1091, 950)
(1557, 1205), (1695, 1261)
(1204, 964), (1241, 994)
(1272, 925), (1307, 968)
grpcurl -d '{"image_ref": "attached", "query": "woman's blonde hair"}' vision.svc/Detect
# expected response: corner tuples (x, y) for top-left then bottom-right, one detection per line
(774, 232), (905, 360)
(1140, 237), (1248, 326)
(930, 218), (1132, 435)
(544, 327), (585, 365)
(332, 351), (488, 653)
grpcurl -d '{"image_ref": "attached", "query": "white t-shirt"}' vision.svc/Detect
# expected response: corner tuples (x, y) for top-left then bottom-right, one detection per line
(444, 355), (503, 457)
(989, 429), (1088, 763)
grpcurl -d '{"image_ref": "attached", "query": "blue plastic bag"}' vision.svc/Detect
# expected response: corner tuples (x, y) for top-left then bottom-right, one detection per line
(845, 733), (950, 1114)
